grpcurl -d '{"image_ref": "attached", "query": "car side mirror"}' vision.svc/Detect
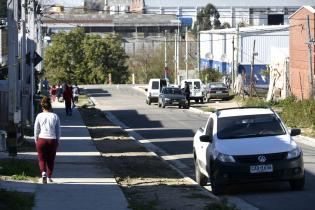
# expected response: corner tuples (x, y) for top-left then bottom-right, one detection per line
(199, 135), (212, 143)
(145, 88), (148, 92)
(290, 128), (301, 136)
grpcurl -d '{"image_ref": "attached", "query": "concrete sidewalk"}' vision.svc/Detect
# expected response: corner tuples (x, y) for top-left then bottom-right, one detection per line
(0, 101), (130, 210)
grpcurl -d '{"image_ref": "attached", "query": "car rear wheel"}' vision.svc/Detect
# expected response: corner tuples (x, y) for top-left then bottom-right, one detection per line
(194, 159), (208, 186)
(289, 175), (305, 191)
(158, 102), (161, 107)
(147, 98), (151, 105)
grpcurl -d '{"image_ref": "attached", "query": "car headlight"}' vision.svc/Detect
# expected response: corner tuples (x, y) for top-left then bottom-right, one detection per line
(165, 98), (171, 101)
(214, 150), (235, 163)
(286, 147), (302, 159)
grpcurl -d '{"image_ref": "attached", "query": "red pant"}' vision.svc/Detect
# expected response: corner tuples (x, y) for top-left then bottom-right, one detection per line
(36, 138), (58, 178)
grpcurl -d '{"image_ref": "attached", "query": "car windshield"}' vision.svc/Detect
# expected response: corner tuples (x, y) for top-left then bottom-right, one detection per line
(163, 88), (182, 95)
(217, 114), (286, 139)
(209, 83), (225, 88)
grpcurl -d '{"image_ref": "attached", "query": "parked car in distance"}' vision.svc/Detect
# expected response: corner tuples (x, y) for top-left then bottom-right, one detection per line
(146, 78), (168, 105)
(193, 107), (304, 195)
(158, 87), (189, 109)
(205, 82), (229, 102)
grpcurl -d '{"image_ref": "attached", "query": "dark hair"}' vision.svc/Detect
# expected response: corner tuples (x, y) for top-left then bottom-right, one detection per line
(41, 96), (52, 111)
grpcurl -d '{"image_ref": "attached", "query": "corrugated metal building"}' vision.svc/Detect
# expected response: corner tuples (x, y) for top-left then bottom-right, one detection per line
(135, 0), (315, 27)
(200, 25), (289, 85)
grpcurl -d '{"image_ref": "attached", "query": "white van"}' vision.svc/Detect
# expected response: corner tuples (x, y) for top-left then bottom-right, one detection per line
(181, 79), (204, 103)
(146, 78), (168, 105)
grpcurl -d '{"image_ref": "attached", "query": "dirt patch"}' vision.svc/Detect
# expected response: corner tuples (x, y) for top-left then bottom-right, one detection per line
(79, 106), (238, 210)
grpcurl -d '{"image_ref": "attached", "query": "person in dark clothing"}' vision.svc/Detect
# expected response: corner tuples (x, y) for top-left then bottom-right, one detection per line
(63, 84), (73, 116)
(184, 82), (191, 107)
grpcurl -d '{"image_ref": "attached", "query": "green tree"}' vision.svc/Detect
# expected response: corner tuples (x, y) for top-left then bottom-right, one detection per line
(44, 28), (128, 84)
(193, 3), (221, 36)
(44, 28), (85, 84)
(200, 68), (223, 83)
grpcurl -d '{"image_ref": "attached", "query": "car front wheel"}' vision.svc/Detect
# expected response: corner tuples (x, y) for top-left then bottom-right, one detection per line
(289, 175), (305, 191)
(194, 159), (208, 186)
(210, 169), (225, 195)
(162, 101), (166, 108)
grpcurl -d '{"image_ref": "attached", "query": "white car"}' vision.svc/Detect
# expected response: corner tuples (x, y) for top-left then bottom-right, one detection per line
(193, 107), (304, 195)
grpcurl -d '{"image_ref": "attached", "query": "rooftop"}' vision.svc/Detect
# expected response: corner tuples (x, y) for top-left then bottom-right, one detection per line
(144, 0), (315, 8)
(42, 13), (180, 27)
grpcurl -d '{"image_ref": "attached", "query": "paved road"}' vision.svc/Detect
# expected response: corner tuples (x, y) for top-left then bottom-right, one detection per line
(84, 85), (315, 210)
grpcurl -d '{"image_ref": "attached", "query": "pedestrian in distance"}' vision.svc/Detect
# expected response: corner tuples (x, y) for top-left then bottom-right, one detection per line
(184, 82), (191, 107)
(63, 83), (73, 116)
(57, 83), (63, 102)
(72, 84), (79, 105)
(34, 96), (60, 184)
(50, 85), (57, 102)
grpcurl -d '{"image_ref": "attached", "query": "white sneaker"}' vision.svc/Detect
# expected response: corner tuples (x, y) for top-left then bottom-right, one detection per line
(42, 172), (47, 184)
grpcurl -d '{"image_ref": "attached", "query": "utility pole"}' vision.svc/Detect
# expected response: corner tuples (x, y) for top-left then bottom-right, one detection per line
(28, 0), (36, 124)
(185, 27), (188, 79)
(197, 27), (200, 77)
(306, 15), (314, 99)
(7, 0), (19, 156)
(234, 25), (240, 93)
(176, 29), (180, 84)
(249, 40), (258, 97)
(174, 30), (177, 85)
(19, 0), (27, 143)
(164, 30), (167, 80)
(231, 36), (235, 91)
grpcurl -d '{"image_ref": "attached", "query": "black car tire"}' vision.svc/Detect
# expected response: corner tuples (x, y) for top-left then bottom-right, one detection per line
(195, 159), (208, 186)
(147, 98), (151, 105)
(179, 104), (182, 109)
(158, 102), (161, 107)
(210, 168), (225, 195)
(289, 175), (305, 191)
(200, 98), (204, 104)
(162, 102), (166, 108)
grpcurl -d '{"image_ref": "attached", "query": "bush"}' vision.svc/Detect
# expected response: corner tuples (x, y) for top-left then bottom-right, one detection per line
(200, 68), (223, 83)
(278, 99), (315, 128)
(242, 96), (315, 129)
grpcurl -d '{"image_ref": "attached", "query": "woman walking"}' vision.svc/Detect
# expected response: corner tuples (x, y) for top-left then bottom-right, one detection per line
(34, 96), (60, 183)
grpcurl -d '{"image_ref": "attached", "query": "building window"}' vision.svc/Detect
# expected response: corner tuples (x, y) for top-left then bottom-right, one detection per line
(268, 14), (284, 25)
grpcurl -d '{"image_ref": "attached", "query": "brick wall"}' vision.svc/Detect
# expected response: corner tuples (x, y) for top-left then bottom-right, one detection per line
(289, 7), (315, 100)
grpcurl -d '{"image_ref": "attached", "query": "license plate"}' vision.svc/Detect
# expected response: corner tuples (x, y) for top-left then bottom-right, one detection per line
(250, 164), (273, 173)
(216, 91), (222, 93)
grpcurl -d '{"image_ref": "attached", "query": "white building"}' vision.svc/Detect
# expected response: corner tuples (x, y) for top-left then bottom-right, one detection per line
(136, 0), (315, 27)
(200, 25), (289, 86)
